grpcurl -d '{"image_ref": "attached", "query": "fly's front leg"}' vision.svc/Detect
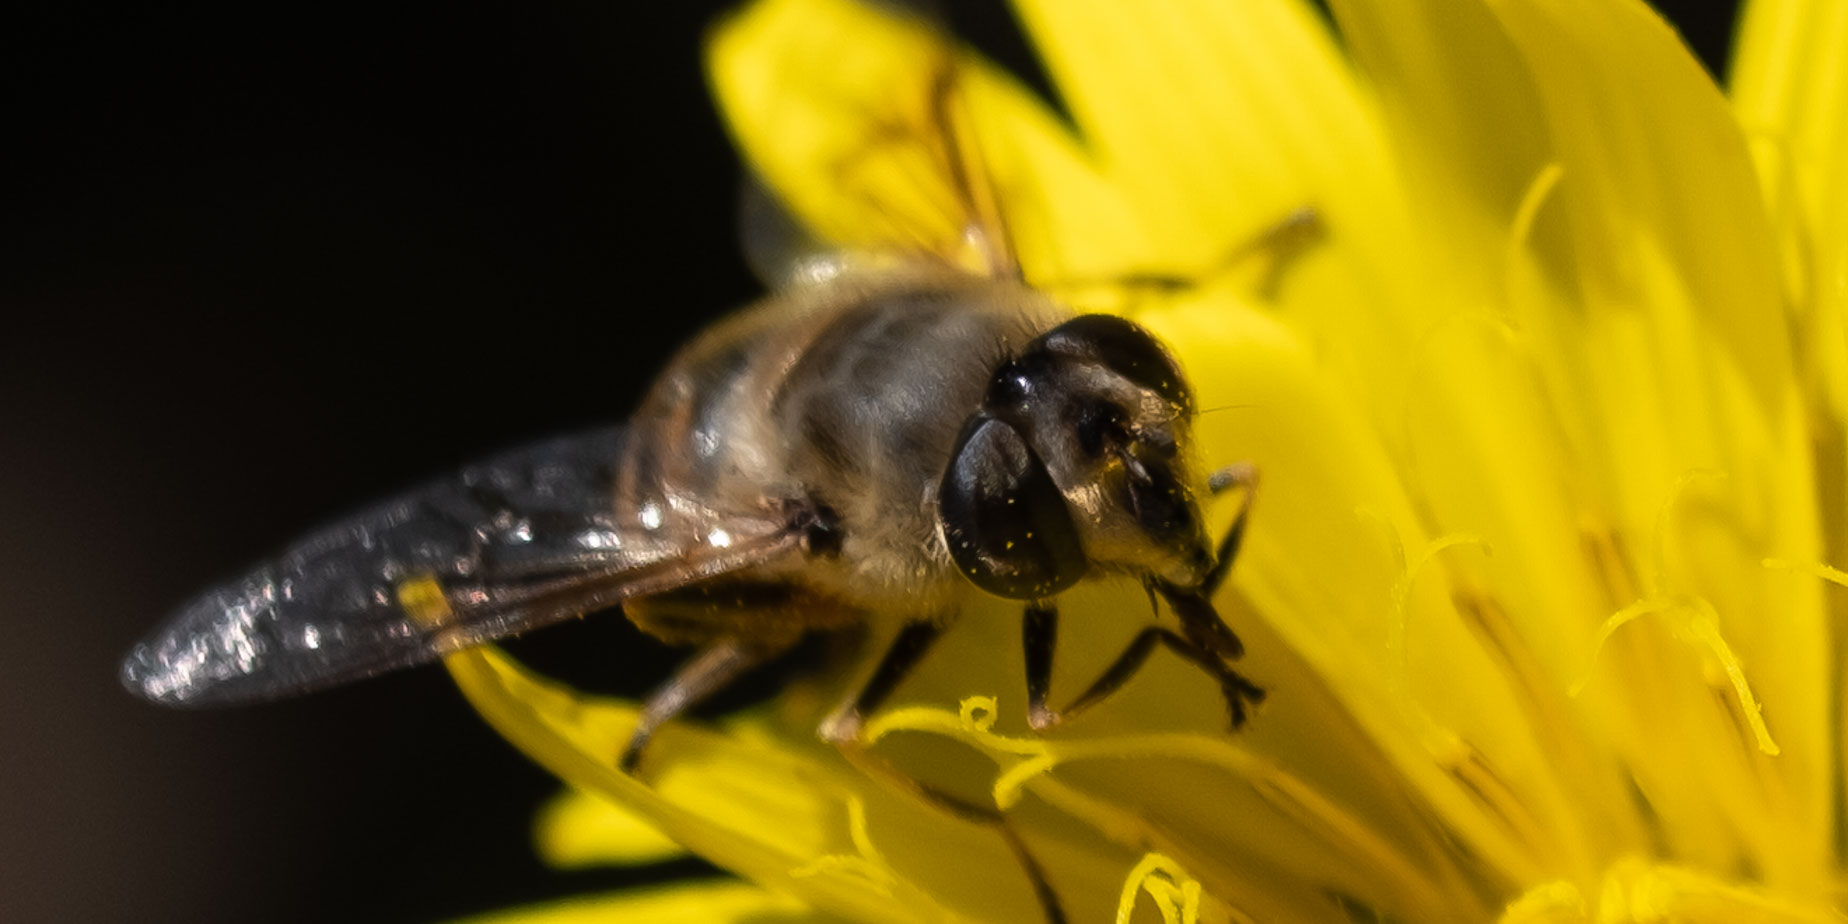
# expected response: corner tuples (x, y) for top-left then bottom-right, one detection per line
(818, 619), (1005, 826)
(1155, 587), (1266, 727)
(818, 620), (945, 745)
(1179, 460), (1266, 722)
(821, 618), (1069, 924)
(1202, 461), (1258, 597)
(1024, 599), (1263, 732)
(620, 637), (789, 773)
(1024, 599), (1178, 730)
(1026, 464), (1264, 731)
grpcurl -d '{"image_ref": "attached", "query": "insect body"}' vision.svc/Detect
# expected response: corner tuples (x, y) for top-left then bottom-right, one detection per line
(119, 264), (1264, 768)
(120, 20), (1272, 920)
(117, 205), (1269, 924)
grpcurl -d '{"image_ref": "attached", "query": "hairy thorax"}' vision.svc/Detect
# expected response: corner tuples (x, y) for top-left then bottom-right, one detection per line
(616, 268), (1071, 638)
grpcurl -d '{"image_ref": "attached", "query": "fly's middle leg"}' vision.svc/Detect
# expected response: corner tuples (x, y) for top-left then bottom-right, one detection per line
(1202, 461), (1258, 597)
(819, 619), (998, 823)
(821, 617), (1069, 924)
(620, 637), (790, 773)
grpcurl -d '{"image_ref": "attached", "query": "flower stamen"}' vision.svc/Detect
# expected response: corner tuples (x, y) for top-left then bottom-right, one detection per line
(1431, 733), (1560, 875)
(1503, 161), (1567, 316)
(1115, 853), (1206, 924)
(990, 731), (1459, 914)
(860, 700), (1049, 759)
(1388, 531), (1489, 695)
(789, 796), (899, 896)
(1572, 595), (1779, 757)
(1581, 520), (1645, 610)
(1651, 469), (1730, 597)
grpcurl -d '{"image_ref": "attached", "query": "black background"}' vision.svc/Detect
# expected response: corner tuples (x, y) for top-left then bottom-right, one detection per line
(2, 2), (1741, 922)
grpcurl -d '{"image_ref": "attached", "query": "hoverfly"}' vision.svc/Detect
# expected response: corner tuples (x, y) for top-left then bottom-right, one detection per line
(122, 7), (1277, 921)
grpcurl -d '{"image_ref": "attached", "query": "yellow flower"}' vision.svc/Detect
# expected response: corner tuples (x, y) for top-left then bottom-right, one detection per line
(442, 0), (1848, 920)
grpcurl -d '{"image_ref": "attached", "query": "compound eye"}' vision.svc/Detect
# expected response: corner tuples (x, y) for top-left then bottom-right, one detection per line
(940, 416), (1087, 599)
(1037, 314), (1191, 412)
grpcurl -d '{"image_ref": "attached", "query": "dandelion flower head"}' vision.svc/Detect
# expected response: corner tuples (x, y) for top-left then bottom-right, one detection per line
(446, 0), (1848, 921)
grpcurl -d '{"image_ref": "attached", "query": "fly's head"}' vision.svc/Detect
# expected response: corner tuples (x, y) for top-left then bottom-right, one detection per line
(940, 314), (1212, 599)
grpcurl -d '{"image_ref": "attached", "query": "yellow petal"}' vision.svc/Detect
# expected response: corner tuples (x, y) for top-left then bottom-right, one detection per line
(1009, 0), (1396, 273)
(441, 647), (949, 923)
(1733, 0), (1848, 539)
(1493, 0), (1792, 415)
(1139, 294), (1534, 918)
(707, 0), (963, 260)
(445, 879), (827, 924)
(451, 2), (1848, 921)
(533, 787), (687, 869)
(1732, 0), (1848, 295)
(1498, 857), (1841, 924)
(440, 645), (1156, 924)
(1327, 0), (1551, 233)
(1009, 0), (1440, 410)
(708, 0), (1137, 283)
(1482, 0), (1827, 888)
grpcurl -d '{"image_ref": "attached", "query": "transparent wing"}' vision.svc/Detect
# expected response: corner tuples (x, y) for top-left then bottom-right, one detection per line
(121, 426), (804, 706)
(717, 3), (1021, 283)
(738, 174), (843, 291)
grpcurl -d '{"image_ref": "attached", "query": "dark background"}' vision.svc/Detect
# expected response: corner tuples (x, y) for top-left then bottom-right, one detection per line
(1, 2), (1742, 922)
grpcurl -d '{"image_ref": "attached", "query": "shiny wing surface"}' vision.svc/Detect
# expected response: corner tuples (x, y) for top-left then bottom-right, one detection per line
(121, 426), (802, 706)
(715, 4), (1020, 281)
